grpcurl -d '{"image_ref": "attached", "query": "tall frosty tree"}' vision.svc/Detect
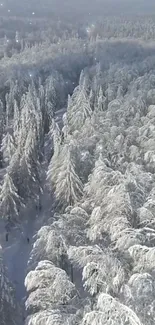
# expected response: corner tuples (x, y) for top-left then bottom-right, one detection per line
(96, 87), (107, 112)
(67, 72), (92, 133)
(18, 88), (42, 153)
(19, 127), (42, 204)
(46, 119), (61, 182)
(48, 141), (83, 208)
(0, 173), (23, 230)
(49, 119), (61, 154)
(45, 76), (57, 127)
(6, 80), (21, 114)
(8, 87), (43, 205)
(84, 155), (112, 206)
(1, 131), (16, 165)
(0, 100), (5, 167)
(13, 99), (20, 143)
(5, 94), (11, 127)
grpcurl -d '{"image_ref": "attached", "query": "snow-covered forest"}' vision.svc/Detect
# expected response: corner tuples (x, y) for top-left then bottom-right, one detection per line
(1, 1), (155, 324)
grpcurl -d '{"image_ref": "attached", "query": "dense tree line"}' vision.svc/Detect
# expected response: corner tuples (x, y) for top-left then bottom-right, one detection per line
(23, 44), (155, 324)
(0, 3), (155, 325)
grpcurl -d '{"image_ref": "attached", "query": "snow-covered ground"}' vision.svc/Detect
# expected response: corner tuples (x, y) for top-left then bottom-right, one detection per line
(0, 106), (87, 322)
(0, 176), (51, 322)
(0, 108), (66, 322)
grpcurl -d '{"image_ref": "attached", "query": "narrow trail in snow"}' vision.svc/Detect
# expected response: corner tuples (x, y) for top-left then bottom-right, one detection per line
(0, 108), (66, 323)
(0, 159), (50, 323)
(0, 210), (40, 322)
(3, 215), (36, 299)
(0, 180), (51, 322)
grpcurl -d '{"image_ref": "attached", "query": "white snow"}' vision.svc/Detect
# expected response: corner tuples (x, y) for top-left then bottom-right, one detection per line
(0, 108), (67, 321)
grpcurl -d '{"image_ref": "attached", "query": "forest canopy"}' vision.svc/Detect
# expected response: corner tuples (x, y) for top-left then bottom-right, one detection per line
(0, 1), (155, 325)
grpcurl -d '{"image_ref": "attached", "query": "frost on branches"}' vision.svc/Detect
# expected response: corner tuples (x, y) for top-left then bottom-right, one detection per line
(25, 261), (81, 325)
(0, 172), (23, 230)
(81, 293), (143, 325)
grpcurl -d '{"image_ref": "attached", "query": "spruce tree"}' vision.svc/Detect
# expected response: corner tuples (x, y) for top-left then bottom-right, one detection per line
(0, 173), (23, 229)
(67, 73), (92, 133)
(54, 142), (83, 207)
(1, 132), (16, 165)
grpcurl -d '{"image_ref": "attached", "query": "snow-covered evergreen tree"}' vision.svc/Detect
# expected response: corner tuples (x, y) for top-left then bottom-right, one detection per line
(0, 172), (23, 229)
(67, 74), (92, 133)
(19, 127), (42, 204)
(0, 100), (5, 167)
(28, 225), (67, 271)
(48, 141), (83, 207)
(81, 293), (143, 325)
(25, 260), (81, 325)
(121, 273), (155, 324)
(68, 245), (126, 297)
(1, 131), (16, 165)
(96, 87), (107, 112)
(13, 99), (20, 143)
